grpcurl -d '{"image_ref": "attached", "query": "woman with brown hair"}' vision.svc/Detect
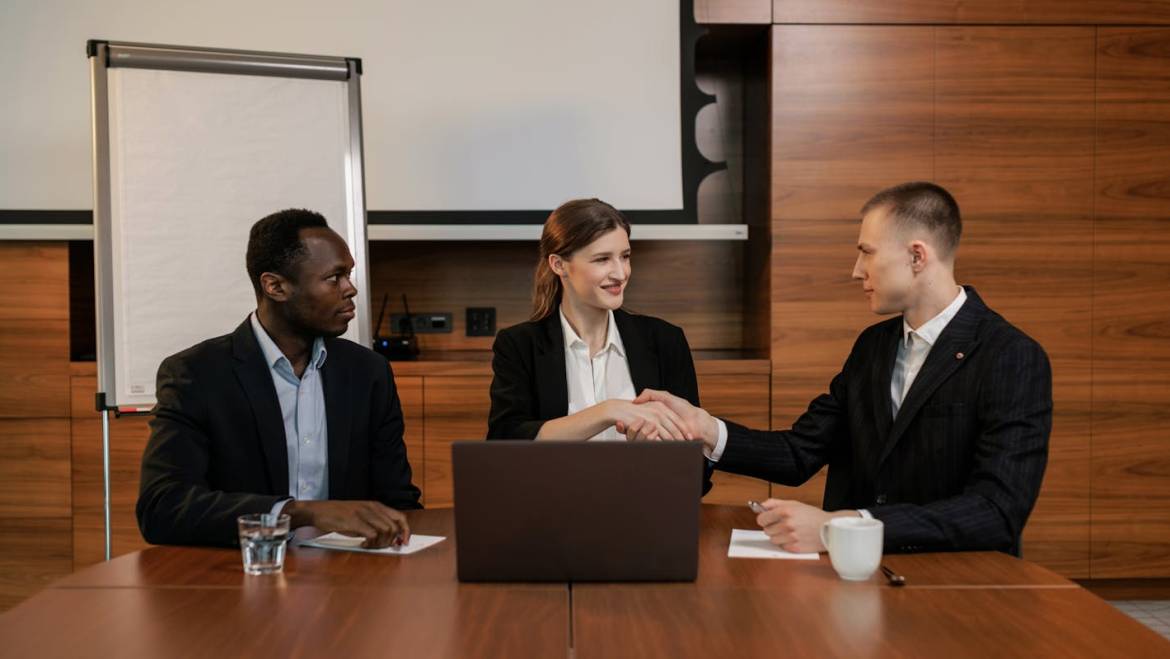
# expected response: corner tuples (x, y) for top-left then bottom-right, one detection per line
(487, 198), (706, 456)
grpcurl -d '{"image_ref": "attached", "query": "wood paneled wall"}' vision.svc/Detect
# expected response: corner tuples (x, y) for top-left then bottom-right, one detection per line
(1093, 27), (1170, 578)
(772, 1), (1170, 24)
(768, 24), (1170, 577)
(0, 244), (73, 609)
(936, 26), (1095, 578)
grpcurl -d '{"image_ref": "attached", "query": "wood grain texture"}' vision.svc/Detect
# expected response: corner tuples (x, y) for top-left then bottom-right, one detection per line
(423, 376), (492, 508)
(699, 374), (770, 503)
(368, 241), (747, 352)
(573, 586), (1166, 658)
(0, 243), (70, 417)
(768, 26), (1099, 576)
(772, 0), (1170, 24)
(696, 0), (771, 24)
(0, 517), (71, 612)
(769, 26), (934, 511)
(935, 27), (1095, 578)
(10, 506), (1160, 655)
(69, 408), (151, 569)
(1093, 27), (1170, 578)
(0, 419), (71, 519)
(0, 586), (569, 659)
(395, 375), (425, 504)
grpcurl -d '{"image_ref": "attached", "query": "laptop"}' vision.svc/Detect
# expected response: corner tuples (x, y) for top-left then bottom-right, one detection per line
(452, 441), (703, 582)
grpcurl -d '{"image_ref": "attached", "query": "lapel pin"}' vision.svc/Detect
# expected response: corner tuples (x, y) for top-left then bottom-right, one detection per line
(956, 352), (965, 360)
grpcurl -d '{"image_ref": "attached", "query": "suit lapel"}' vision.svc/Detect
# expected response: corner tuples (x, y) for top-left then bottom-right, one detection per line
(535, 314), (569, 419)
(877, 289), (984, 466)
(614, 310), (659, 393)
(322, 344), (352, 498)
(231, 319), (290, 496)
(871, 320), (900, 450)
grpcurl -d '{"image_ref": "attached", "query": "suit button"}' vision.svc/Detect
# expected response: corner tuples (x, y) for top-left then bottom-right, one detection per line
(875, 495), (887, 505)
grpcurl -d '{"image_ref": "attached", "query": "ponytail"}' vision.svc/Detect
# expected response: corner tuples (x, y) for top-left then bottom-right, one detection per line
(530, 256), (562, 321)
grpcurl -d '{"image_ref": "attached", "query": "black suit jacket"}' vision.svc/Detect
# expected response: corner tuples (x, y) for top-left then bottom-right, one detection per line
(719, 287), (1051, 554)
(487, 309), (713, 492)
(137, 319), (422, 547)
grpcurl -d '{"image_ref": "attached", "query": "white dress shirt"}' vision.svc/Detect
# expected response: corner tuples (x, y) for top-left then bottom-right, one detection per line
(561, 308), (637, 441)
(706, 287), (969, 473)
(250, 313), (329, 517)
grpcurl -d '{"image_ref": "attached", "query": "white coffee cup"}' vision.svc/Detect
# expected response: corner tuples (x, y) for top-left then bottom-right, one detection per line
(820, 517), (883, 581)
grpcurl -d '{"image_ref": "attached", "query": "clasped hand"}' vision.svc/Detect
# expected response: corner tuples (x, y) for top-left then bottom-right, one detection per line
(610, 389), (719, 450)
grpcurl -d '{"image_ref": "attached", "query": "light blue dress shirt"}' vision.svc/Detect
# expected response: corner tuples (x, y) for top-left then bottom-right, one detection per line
(250, 313), (329, 509)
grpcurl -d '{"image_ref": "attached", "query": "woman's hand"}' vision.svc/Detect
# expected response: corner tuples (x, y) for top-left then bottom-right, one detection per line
(606, 399), (694, 441)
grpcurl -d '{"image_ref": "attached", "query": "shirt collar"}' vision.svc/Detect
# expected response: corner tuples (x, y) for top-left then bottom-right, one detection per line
(902, 286), (967, 347)
(559, 307), (626, 358)
(250, 312), (327, 371)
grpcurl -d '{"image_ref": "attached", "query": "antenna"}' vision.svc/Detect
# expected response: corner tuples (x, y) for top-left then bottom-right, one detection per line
(400, 293), (415, 337)
(373, 292), (389, 339)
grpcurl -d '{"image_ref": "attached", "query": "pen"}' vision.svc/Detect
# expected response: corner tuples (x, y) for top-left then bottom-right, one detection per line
(747, 500), (766, 514)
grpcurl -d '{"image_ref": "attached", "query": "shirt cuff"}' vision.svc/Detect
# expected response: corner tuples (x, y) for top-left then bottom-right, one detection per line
(270, 497), (294, 518)
(857, 509), (873, 520)
(703, 419), (729, 463)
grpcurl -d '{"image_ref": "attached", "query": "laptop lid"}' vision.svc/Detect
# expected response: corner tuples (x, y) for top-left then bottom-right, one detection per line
(452, 441), (703, 582)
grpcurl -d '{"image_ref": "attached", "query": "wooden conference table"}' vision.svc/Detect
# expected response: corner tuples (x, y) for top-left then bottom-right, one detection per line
(0, 506), (1165, 658)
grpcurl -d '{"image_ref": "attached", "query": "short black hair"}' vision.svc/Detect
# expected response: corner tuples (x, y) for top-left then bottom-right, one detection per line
(860, 182), (962, 256)
(245, 208), (330, 296)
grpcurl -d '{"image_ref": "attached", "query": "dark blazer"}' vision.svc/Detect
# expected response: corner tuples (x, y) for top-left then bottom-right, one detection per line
(137, 319), (422, 547)
(487, 309), (713, 493)
(718, 287), (1051, 555)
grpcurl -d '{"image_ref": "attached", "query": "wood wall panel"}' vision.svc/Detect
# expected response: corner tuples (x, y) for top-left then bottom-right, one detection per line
(935, 27), (1095, 576)
(0, 419), (71, 518)
(1093, 27), (1170, 578)
(0, 518), (72, 611)
(70, 415), (151, 569)
(696, 0), (771, 24)
(772, 1), (1170, 24)
(369, 241), (746, 354)
(699, 374), (770, 504)
(770, 25), (934, 430)
(0, 243), (69, 417)
(396, 376), (426, 502)
(422, 376), (492, 508)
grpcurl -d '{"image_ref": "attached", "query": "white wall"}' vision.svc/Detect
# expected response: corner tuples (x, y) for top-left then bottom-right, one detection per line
(0, 0), (681, 212)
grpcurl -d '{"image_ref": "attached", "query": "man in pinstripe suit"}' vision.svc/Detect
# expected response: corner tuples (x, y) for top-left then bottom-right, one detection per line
(633, 182), (1052, 555)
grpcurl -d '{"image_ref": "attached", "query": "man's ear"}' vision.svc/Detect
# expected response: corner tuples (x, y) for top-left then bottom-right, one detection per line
(909, 241), (928, 273)
(259, 272), (292, 302)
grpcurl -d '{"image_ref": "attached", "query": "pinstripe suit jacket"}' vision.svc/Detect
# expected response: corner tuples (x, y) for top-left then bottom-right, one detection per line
(719, 287), (1052, 554)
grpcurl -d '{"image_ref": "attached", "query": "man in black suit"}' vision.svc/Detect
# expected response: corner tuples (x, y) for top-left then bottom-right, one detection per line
(137, 209), (421, 548)
(634, 182), (1051, 554)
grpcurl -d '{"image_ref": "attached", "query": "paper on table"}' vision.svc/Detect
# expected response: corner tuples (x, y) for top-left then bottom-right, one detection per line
(728, 529), (820, 560)
(300, 532), (446, 555)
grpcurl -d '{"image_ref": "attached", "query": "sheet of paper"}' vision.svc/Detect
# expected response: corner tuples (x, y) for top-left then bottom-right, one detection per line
(728, 529), (820, 560)
(300, 532), (446, 556)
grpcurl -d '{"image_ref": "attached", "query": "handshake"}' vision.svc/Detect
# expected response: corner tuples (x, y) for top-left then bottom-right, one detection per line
(609, 389), (720, 449)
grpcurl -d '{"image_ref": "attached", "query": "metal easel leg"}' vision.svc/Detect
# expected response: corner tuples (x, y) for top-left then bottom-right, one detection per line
(101, 409), (112, 561)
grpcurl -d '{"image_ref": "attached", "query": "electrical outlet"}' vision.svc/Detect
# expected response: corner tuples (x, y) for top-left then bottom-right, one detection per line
(466, 307), (496, 337)
(389, 312), (453, 334)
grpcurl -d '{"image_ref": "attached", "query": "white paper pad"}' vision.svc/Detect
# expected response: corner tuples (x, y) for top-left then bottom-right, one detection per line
(300, 532), (446, 555)
(728, 529), (820, 560)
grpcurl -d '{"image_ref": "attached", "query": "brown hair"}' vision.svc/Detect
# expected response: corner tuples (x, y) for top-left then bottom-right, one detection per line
(531, 198), (631, 321)
(860, 181), (962, 257)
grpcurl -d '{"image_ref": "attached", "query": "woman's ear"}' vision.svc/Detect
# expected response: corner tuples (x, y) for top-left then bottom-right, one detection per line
(549, 254), (567, 277)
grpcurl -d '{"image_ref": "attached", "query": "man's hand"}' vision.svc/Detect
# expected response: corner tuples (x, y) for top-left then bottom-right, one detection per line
(755, 499), (860, 553)
(285, 500), (411, 549)
(620, 389), (720, 451)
